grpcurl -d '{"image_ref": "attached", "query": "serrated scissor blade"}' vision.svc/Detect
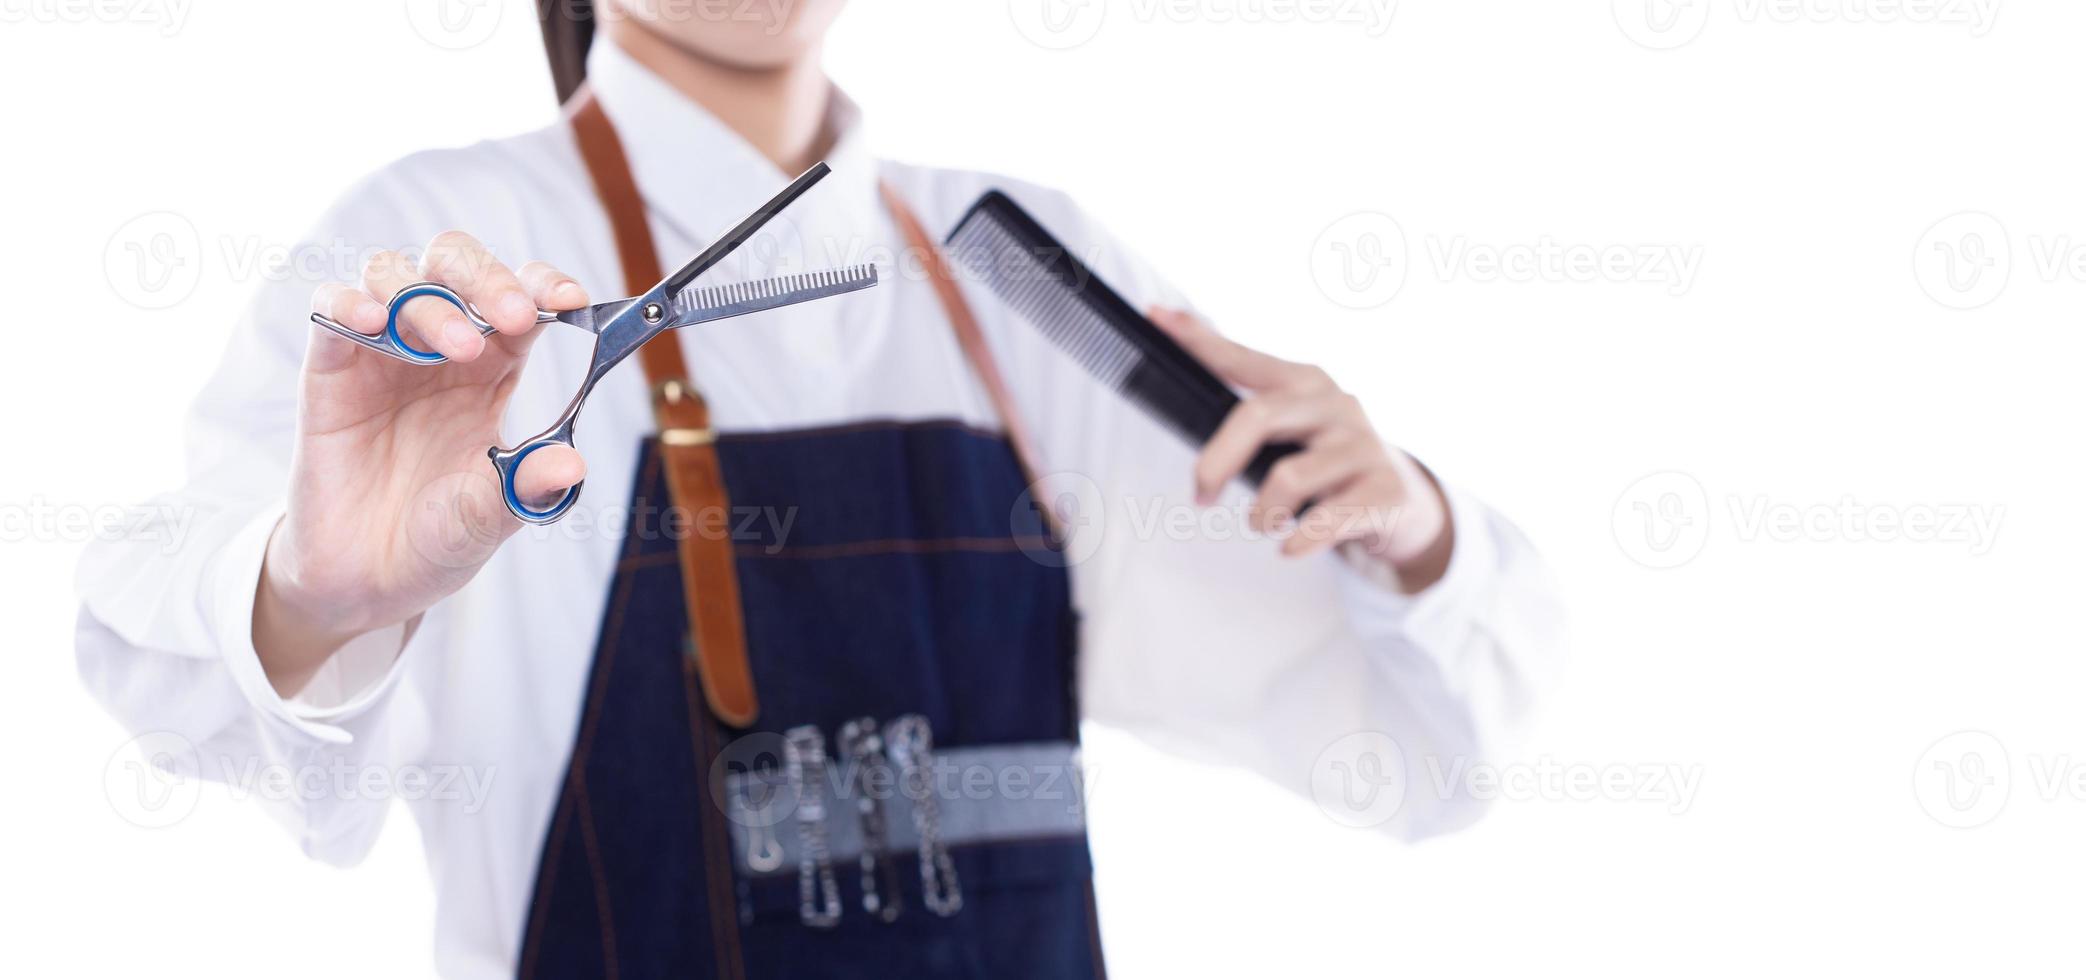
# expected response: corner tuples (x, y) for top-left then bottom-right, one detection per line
(667, 265), (881, 328)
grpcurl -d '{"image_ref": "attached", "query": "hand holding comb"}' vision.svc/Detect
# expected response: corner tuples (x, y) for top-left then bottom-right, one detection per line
(943, 191), (1305, 490)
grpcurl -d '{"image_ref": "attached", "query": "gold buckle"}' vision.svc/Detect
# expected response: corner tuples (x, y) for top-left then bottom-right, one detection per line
(653, 378), (694, 406)
(652, 378), (714, 445)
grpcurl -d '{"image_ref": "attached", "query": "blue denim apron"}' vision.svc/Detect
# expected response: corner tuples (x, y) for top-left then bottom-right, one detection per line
(515, 172), (1103, 976)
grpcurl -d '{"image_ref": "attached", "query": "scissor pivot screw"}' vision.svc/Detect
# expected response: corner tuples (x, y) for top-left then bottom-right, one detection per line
(643, 302), (665, 323)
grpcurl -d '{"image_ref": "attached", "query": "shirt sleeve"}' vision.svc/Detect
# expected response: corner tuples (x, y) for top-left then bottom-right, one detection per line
(963, 180), (1568, 842)
(73, 172), (439, 865)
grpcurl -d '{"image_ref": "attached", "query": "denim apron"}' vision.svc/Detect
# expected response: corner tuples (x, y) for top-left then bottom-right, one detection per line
(515, 118), (1102, 978)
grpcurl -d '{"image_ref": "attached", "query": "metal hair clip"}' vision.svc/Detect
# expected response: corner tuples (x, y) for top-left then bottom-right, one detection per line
(839, 717), (905, 923)
(886, 714), (961, 917)
(784, 725), (842, 928)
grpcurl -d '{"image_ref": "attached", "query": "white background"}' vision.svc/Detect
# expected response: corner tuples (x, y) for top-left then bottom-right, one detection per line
(4, 0), (2083, 976)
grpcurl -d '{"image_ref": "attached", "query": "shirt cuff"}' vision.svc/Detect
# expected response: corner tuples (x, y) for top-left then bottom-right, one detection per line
(206, 505), (416, 745)
(1333, 482), (1495, 662)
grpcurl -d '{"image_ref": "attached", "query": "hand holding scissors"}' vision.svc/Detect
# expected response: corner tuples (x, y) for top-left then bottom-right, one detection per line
(311, 163), (877, 524)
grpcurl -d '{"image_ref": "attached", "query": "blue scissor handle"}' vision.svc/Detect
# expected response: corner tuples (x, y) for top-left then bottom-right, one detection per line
(488, 424), (583, 526)
(385, 285), (467, 364)
(383, 284), (471, 364)
(312, 280), (578, 364)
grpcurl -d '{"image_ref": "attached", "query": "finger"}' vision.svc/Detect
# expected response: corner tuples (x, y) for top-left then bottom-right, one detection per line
(312, 281), (387, 335)
(1281, 471), (1403, 559)
(305, 283), (390, 375)
(362, 248), (485, 362)
(511, 444), (588, 510)
(1194, 390), (1368, 504)
(1148, 306), (1314, 391)
(1251, 435), (1380, 533)
(420, 230), (537, 337)
(518, 260), (589, 312)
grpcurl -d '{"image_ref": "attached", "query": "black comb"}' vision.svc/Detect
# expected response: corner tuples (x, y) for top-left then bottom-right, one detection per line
(944, 191), (1303, 488)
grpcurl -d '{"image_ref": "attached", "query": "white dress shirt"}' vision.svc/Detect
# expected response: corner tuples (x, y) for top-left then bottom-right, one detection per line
(74, 39), (1562, 980)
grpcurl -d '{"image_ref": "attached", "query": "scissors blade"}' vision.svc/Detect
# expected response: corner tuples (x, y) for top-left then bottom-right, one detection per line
(660, 162), (833, 296)
(665, 265), (880, 329)
(550, 299), (635, 335)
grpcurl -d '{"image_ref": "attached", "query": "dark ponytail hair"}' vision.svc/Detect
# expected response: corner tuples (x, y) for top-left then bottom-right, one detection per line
(538, 0), (596, 104)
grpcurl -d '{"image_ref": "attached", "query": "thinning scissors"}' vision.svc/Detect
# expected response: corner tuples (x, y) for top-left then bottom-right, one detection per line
(311, 163), (878, 525)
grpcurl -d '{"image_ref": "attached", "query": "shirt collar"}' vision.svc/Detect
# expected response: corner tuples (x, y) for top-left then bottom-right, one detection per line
(584, 37), (882, 281)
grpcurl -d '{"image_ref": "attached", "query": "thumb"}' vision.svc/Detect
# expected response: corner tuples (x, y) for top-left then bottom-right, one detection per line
(510, 444), (588, 510)
(402, 446), (586, 572)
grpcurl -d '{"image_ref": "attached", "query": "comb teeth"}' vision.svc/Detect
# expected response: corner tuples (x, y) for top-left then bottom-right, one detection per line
(947, 219), (1144, 391)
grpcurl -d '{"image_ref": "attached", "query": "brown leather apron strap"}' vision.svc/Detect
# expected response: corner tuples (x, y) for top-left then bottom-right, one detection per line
(879, 182), (1056, 516)
(568, 89), (758, 728)
(563, 86), (1054, 726)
